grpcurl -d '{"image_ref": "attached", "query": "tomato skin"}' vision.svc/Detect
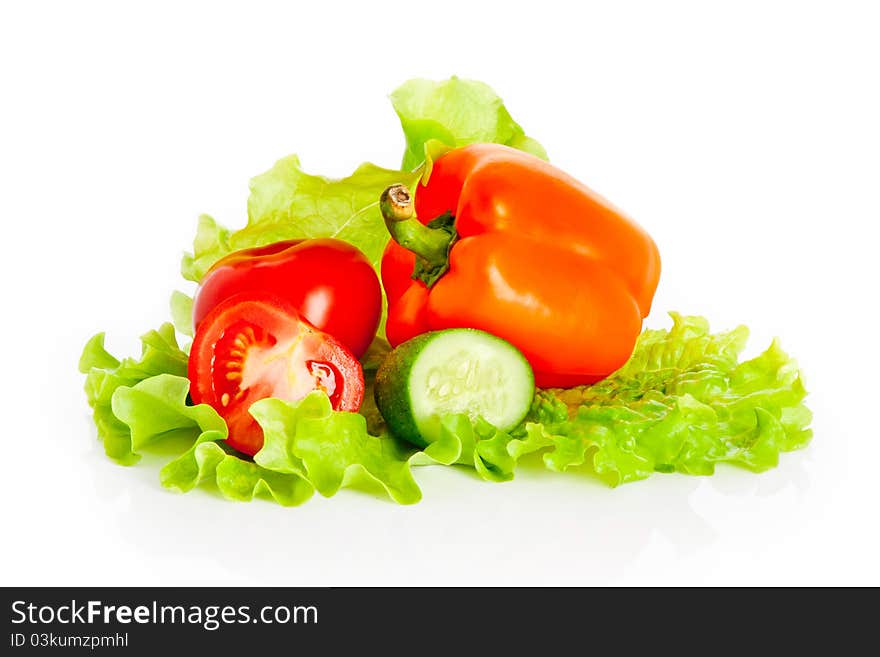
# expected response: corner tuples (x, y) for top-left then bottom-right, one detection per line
(193, 238), (381, 358)
(189, 293), (365, 456)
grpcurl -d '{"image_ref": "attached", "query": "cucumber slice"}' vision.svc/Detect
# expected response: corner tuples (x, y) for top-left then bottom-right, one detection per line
(374, 329), (535, 447)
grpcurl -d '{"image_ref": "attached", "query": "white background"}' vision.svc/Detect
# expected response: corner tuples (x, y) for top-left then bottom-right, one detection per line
(1, 0), (878, 586)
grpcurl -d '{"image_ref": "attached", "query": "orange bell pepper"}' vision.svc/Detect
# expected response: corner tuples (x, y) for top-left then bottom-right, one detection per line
(380, 143), (661, 388)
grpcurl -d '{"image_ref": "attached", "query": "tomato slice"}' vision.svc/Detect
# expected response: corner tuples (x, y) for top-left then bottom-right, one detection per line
(188, 293), (364, 456)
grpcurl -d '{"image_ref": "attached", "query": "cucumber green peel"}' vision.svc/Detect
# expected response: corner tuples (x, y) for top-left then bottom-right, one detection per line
(375, 329), (535, 448)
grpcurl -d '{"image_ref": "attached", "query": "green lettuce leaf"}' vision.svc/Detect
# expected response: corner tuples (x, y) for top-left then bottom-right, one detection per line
(391, 76), (548, 171)
(111, 374), (226, 456)
(431, 415), (518, 483)
(251, 392), (461, 505)
(160, 431), (314, 507)
(78, 335), (315, 506)
(80, 313), (812, 505)
(162, 390), (462, 506)
(79, 324), (190, 464)
(180, 215), (232, 285)
(472, 313), (812, 485)
(169, 291), (194, 337)
(181, 158), (421, 283)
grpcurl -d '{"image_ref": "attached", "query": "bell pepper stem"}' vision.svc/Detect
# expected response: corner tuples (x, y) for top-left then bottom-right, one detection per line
(380, 185), (456, 281)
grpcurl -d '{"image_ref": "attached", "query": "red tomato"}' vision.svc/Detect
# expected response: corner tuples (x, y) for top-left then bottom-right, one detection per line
(193, 238), (381, 358)
(189, 293), (365, 456)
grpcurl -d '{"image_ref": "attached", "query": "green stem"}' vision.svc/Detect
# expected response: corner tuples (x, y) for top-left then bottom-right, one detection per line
(380, 184), (457, 287)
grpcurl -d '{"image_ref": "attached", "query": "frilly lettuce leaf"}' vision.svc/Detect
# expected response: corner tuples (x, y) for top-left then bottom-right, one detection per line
(181, 158), (421, 283)
(79, 324), (189, 464)
(180, 214), (232, 285)
(160, 431), (315, 507)
(169, 290), (194, 337)
(448, 313), (812, 485)
(79, 330), (315, 506)
(80, 313), (812, 505)
(434, 415), (517, 483)
(251, 392), (460, 505)
(391, 76), (548, 171)
(111, 374), (225, 455)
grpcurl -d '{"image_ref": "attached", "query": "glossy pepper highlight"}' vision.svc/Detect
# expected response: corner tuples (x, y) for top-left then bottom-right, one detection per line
(380, 143), (661, 388)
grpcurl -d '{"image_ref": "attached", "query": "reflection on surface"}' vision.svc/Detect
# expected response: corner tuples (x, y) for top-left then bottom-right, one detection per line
(80, 412), (813, 585)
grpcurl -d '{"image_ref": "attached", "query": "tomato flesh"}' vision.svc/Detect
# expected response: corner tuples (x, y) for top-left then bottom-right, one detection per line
(189, 294), (364, 456)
